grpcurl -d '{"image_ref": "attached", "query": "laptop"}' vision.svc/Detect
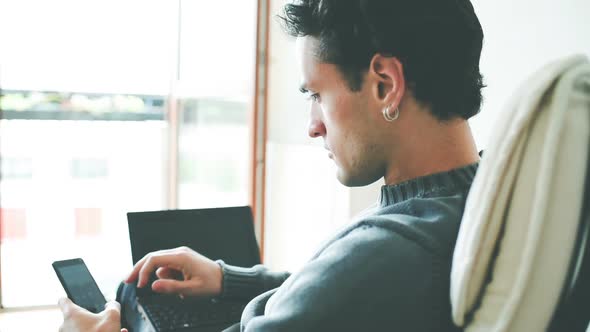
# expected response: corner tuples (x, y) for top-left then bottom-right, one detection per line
(123, 206), (261, 332)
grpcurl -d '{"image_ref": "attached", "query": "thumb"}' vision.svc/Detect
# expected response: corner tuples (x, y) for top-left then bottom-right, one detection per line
(151, 279), (191, 295)
(104, 300), (121, 313)
(58, 297), (79, 318)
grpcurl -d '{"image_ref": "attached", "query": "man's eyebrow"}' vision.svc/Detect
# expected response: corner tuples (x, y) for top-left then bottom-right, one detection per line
(299, 85), (309, 94)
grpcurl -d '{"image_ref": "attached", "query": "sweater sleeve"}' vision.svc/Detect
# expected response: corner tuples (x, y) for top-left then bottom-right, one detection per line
(240, 224), (453, 332)
(216, 261), (291, 301)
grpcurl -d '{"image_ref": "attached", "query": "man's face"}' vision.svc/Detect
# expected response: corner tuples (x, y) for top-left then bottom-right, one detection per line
(296, 36), (386, 187)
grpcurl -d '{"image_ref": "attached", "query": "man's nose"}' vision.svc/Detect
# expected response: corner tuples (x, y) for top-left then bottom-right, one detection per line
(307, 103), (326, 138)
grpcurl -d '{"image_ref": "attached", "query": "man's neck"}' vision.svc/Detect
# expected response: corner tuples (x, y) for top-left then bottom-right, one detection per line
(383, 120), (479, 186)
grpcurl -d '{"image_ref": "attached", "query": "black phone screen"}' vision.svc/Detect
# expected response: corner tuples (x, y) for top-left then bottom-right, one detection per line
(53, 258), (106, 313)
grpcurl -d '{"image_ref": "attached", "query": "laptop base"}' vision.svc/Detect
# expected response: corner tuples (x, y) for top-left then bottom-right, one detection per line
(118, 282), (241, 332)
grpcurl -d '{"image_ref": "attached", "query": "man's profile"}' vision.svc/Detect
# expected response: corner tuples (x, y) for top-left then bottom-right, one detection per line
(59, 0), (484, 330)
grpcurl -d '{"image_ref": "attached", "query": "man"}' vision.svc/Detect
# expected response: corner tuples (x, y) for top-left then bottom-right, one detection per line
(59, 0), (483, 330)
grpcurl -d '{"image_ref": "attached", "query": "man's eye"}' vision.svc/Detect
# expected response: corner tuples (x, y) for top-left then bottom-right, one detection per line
(309, 93), (320, 102)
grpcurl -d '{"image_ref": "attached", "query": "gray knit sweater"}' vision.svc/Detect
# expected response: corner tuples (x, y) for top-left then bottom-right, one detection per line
(219, 163), (478, 331)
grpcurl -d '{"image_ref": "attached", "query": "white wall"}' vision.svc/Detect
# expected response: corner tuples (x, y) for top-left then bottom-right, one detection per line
(263, 0), (590, 271)
(470, 0), (590, 148)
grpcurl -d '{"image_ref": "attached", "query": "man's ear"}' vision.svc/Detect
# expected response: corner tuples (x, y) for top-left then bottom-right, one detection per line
(368, 54), (406, 109)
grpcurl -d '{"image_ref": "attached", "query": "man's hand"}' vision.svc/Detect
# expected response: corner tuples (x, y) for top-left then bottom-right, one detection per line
(125, 246), (223, 298)
(58, 298), (127, 332)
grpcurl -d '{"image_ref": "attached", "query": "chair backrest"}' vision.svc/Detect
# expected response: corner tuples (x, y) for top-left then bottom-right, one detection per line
(451, 55), (590, 331)
(548, 151), (590, 331)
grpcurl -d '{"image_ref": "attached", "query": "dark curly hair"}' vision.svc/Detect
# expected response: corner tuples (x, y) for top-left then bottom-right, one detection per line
(279, 0), (485, 121)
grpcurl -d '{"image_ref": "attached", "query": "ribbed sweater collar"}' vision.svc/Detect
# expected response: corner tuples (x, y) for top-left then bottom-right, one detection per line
(379, 162), (479, 207)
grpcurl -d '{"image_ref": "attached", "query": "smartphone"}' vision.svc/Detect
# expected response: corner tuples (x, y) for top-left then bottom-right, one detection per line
(52, 258), (107, 313)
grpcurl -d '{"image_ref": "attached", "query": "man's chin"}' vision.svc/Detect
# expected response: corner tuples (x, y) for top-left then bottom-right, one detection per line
(336, 172), (364, 188)
(337, 170), (382, 187)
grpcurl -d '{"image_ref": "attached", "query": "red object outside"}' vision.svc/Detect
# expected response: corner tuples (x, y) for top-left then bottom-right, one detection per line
(0, 208), (27, 241)
(74, 208), (102, 237)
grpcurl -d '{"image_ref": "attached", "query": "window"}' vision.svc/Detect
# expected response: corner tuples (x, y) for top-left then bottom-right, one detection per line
(1, 158), (33, 179)
(0, 0), (258, 308)
(71, 158), (109, 179)
(175, 0), (257, 209)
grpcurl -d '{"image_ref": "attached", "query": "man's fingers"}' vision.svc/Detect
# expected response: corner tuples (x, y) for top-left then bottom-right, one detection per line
(103, 301), (121, 321)
(125, 255), (148, 284)
(151, 279), (190, 295)
(137, 256), (159, 288)
(126, 248), (182, 285)
(104, 300), (121, 312)
(156, 266), (172, 279)
(128, 254), (162, 287)
(58, 297), (78, 319)
(125, 261), (143, 284)
(156, 267), (182, 280)
(58, 297), (72, 312)
(138, 253), (187, 288)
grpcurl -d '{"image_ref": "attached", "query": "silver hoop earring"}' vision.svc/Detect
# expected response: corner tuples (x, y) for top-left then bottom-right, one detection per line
(383, 106), (400, 122)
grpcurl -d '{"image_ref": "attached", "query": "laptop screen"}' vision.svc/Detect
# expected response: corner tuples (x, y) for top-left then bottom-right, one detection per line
(127, 206), (261, 268)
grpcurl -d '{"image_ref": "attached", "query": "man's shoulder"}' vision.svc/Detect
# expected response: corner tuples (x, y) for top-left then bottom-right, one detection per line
(298, 216), (452, 328)
(315, 217), (439, 278)
(334, 213), (449, 257)
(351, 195), (466, 258)
(288, 217), (446, 297)
(262, 213), (456, 331)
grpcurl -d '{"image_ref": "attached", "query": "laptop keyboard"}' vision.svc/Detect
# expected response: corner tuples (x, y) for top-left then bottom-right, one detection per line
(142, 300), (245, 331)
